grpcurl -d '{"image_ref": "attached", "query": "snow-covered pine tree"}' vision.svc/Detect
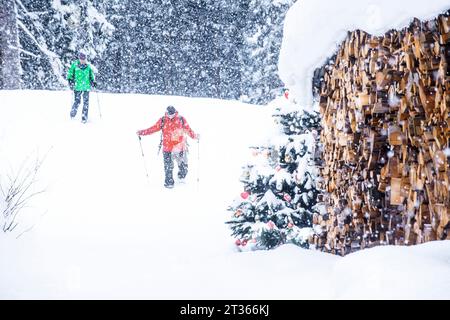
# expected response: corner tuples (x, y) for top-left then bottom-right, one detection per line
(227, 97), (321, 250)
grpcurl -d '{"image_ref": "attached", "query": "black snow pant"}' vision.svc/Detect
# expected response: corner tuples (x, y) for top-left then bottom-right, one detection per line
(163, 151), (188, 186)
(70, 91), (90, 121)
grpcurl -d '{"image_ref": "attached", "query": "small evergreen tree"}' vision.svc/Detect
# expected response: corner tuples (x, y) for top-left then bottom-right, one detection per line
(227, 96), (321, 250)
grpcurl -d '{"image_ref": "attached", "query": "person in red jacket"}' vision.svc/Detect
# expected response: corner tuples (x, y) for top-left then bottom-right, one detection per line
(136, 105), (199, 188)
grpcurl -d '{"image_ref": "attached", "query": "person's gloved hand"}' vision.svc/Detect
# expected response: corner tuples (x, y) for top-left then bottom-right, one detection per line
(68, 79), (74, 89)
(91, 81), (97, 88)
(136, 130), (142, 136)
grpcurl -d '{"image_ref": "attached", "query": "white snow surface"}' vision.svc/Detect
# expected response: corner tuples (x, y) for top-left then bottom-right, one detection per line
(279, 0), (450, 107)
(1, 90), (450, 299)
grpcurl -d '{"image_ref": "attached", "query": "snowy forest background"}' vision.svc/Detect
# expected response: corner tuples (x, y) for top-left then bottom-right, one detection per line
(0, 0), (295, 104)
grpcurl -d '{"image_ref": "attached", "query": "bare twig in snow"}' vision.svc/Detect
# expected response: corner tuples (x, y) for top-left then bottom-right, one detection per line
(1, 149), (50, 233)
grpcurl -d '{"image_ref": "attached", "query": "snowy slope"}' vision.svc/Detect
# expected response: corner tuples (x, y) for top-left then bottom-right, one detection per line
(1, 90), (450, 299)
(279, 0), (450, 107)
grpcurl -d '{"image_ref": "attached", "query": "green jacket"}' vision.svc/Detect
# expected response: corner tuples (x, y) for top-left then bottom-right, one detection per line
(67, 60), (95, 91)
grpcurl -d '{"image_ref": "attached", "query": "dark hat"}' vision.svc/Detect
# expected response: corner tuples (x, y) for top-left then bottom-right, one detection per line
(78, 52), (86, 60)
(166, 105), (176, 115)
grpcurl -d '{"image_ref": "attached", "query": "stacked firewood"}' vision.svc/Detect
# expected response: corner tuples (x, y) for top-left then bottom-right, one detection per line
(312, 11), (450, 255)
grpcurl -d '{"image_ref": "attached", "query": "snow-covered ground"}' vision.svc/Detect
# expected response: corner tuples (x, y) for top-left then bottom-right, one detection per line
(1, 90), (449, 299)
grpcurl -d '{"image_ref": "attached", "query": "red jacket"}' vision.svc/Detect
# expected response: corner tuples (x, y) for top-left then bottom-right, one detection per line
(138, 112), (197, 152)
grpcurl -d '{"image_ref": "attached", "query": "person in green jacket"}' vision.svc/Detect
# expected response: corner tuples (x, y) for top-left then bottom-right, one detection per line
(67, 52), (96, 123)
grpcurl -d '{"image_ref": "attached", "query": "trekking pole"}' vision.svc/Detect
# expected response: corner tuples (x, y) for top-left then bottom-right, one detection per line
(95, 90), (102, 119)
(197, 137), (200, 189)
(138, 136), (149, 180)
(70, 88), (74, 109)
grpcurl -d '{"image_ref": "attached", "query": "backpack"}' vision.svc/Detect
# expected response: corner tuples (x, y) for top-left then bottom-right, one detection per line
(157, 115), (185, 154)
(160, 115), (184, 128)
